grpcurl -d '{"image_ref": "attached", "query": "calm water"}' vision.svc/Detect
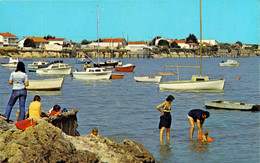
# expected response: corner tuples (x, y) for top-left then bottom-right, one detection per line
(0, 57), (259, 163)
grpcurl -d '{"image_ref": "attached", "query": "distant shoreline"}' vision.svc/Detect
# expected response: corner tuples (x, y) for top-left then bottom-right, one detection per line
(0, 49), (258, 59)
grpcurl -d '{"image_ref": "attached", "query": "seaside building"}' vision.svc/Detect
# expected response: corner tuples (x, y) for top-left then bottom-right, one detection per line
(82, 38), (126, 49)
(125, 41), (148, 51)
(0, 32), (18, 47)
(18, 37), (49, 49)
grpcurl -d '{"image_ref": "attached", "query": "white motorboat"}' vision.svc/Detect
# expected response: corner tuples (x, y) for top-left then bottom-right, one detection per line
(26, 77), (64, 91)
(1, 58), (19, 68)
(205, 100), (260, 111)
(36, 63), (73, 75)
(72, 67), (112, 80)
(219, 59), (239, 67)
(134, 75), (162, 83)
(27, 60), (49, 72)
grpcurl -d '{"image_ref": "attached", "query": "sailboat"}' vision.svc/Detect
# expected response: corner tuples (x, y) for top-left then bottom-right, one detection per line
(159, 0), (225, 90)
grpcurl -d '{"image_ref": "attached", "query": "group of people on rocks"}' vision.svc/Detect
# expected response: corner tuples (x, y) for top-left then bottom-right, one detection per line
(0, 61), (101, 137)
(157, 95), (213, 142)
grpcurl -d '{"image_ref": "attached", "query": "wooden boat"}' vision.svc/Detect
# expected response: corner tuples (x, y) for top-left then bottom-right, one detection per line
(1, 58), (18, 68)
(219, 59), (239, 67)
(110, 73), (124, 79)
(73, 67), (112, 80)
(205, 101), (260, 111)
(134, 75), (162, 83)
(159, 1), (225, 91)
(27, 60), (49, 72)
(36, 63), (73, 75)
(26, 77), (64, 91)
(157, 72), (175, 76)
(115, 63), (135, 72)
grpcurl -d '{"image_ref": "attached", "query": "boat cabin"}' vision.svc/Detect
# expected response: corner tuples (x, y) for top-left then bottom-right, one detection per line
(191, 75), (209, 81)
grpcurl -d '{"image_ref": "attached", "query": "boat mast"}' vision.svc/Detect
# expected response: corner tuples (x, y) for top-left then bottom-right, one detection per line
(199, 0), (202, 76)
(97, 5), (100, 65)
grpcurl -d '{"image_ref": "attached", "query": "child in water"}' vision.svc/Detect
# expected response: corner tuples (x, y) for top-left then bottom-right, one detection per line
(202, 130), (214, 142)
(88, 127), (102, 138)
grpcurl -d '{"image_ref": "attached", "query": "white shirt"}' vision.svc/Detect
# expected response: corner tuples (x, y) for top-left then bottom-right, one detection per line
(9, 71), (28, 90)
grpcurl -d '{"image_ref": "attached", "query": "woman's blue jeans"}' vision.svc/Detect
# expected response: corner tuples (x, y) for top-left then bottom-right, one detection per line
(4, 88), (27, 121)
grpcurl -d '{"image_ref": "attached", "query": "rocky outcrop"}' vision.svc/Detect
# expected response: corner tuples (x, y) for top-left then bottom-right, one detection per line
(0, 110), (155, 163)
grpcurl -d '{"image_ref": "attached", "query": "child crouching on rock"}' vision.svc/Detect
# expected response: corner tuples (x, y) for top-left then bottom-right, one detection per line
(49, 104), (62, 117)
(88, 127), (102, 138)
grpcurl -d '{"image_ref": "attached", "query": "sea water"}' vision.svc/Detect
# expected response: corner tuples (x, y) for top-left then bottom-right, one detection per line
(0, 57), (259, 163)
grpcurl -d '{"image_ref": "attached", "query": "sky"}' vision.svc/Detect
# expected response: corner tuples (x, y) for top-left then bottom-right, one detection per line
(0, 0), (259, 44)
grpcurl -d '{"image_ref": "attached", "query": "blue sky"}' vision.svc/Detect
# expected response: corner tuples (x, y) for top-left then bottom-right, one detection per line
(0, 0), (259, 44)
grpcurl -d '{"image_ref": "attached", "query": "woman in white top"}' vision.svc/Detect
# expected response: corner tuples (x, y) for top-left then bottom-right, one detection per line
(0, 62), (29, 122)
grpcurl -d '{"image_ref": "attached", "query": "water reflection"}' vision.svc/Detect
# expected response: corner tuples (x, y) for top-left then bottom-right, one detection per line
(27, 90), (62, 96)
(189, 140), (210, 153)
(159, 140), (172, 159)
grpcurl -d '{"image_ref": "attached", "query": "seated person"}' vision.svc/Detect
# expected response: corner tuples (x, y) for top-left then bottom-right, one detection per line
(88, 127), (102, 138)
(202, 130), (214, 142)
(28, 95), (42, 120)
(49, 104), (62, 117)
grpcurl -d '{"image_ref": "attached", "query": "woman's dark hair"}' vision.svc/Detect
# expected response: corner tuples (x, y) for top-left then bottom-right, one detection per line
(53, 104), (61, 111)
(203, 111), (210, 118)
(166, 95), (175, 101)
(15, 61), (26, 73)
(33, 95), (41, 101)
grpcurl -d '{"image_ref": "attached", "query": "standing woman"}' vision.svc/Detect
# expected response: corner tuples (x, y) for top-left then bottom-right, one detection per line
(0, 61), (29, 122)
(157, 95), (175, 142)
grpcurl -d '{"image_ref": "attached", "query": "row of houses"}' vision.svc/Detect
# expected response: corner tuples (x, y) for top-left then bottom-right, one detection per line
(1, 32), (256, 52)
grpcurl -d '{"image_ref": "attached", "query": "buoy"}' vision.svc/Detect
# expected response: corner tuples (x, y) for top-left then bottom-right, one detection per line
(237, 77), (240, 80)
(208, 137), (214, 142)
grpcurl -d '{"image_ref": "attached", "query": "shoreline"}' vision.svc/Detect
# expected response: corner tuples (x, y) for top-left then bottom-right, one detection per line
(0, 49), (258, 59)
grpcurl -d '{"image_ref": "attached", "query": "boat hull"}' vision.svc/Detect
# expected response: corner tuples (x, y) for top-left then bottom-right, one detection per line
(115, 64), (135, 72)
(205, 101), (260, 111)
(110, 73), (124, 79)
(26, 77), (64, 91)
(73, 71), (112, 80)
(134, 75), (162, 83)
(159, 79), (225, 90)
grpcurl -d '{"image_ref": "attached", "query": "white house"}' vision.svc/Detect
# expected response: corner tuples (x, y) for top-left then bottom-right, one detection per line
(125, 41), (148, 51)
(198, 40), (218, 46)
(84, 38), (126, 49)
(0, 32), (18, 47)
(18, 37), (49, 49)
(47, 38), (72, 47)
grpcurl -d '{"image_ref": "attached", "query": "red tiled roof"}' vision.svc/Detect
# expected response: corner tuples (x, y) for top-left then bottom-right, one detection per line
(128, 41), (146, 45)
(169, 39), (186, 44)
(48, 38), (65, 41)
(27, 37), (49, 43)
(0, 32), (18, 38)
(202, 42), (211, 46)
(103, 38), (125, 43)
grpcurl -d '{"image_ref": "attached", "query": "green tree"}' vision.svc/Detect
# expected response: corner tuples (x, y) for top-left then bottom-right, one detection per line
(235, 41), (243, 47)
(186, 34), (198, 43)
(24, 39), (36, 48)
(170, 41), (180, 48)
(81, 39), (91, 45)
(43, 35), (55, 40)
(158, 39), (169, 47)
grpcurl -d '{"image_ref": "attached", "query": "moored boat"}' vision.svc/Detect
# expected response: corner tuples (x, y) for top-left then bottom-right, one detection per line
(93, 58), (120, 69)
(159, 75), (225, 90)
(75, 58), (87, 64)
(219, 59), (239, 67)
(1, 58), (19, 68)
(134, 75), (162, 83)
(115, 63), (135, 72)
(26, 77), (64, 91)
(36, 62), (73, 75)
(73, 67), (112, 80)
(205, 100), (260, 111)
(27, 60), (49, 72)
(110, 73), (124, 79)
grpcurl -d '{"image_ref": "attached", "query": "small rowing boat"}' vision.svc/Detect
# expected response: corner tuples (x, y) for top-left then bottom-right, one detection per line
(205, 100), (260, 111)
